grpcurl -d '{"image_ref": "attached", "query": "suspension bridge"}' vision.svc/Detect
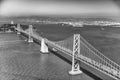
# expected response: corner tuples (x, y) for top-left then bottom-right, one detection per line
(10, 22), (120, 80)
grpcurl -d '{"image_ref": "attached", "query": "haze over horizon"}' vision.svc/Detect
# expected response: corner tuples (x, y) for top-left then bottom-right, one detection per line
(0, 0), (120, 18)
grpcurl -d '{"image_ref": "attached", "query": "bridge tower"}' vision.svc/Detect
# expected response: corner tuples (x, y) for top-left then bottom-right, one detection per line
(28, 25), (33, 43)
(17, 24), (21, 34)
(69, 34), (82, 75)
(40, 38), (49, 53)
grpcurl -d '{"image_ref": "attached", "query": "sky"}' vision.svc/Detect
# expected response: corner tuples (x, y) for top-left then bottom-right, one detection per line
(0, 0), (120, 17)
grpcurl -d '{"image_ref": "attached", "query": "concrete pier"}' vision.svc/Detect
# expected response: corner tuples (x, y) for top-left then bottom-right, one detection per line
(40, 38), (49, 53)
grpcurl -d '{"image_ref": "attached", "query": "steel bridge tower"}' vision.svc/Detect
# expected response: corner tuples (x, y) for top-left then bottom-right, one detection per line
(69, 34), (82, 75)
(28, 25), (33, 43)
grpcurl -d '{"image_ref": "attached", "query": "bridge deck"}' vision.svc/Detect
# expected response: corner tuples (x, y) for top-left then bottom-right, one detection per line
(0, 33), (94, 80)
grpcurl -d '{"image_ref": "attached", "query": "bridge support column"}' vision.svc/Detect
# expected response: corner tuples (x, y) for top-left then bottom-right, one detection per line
(28, 25), (33, 43)
(40, 38), (49, 53)
(17, 24), (21, 34)
(69, 34), (82, 75)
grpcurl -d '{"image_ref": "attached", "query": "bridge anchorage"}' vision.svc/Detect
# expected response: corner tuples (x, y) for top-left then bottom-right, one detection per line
(40, 38), (49, 53)
(69, 34), (82, 75)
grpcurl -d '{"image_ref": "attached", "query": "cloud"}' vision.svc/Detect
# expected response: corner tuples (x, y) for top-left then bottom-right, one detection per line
(0, 0), (120, 17)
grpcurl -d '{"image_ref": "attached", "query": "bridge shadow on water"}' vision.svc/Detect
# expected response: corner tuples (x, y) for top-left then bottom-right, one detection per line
(49, 49), (103, 80)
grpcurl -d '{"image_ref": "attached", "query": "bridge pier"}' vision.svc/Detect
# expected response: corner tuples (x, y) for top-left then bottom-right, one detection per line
(28, 25), (33, 43)
(69, 34), (82, 75)
(40, 38), (49, 53)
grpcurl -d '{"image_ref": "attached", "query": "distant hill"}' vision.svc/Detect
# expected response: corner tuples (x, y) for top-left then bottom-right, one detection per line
(0, 15), (119, 23)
